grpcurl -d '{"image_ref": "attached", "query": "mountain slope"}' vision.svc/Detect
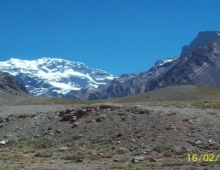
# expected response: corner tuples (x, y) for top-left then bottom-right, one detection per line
(0, 71), (28, 94)
(112, 85), (220, 103)
(0, 71), (30, 105)
(0, 58), (115, 97)
(148, 40), (220, 91)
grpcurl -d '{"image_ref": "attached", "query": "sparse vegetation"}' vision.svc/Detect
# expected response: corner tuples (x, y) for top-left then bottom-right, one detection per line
(91, 136), (105, 144)
(34, 149), (53, 158)
(153, 143), (174, 153)
(22, 137), (52, 150)
(207, 111), (217, 115)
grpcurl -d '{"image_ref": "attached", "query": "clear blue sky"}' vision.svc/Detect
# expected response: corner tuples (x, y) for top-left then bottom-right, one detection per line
(0, 0), (220, 76)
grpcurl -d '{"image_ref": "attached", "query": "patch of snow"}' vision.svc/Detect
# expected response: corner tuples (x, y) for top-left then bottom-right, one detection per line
(155, 57), (179, 67)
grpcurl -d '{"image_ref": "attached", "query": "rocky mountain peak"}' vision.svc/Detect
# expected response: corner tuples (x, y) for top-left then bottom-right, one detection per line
(181, 30), (220, 57)
(149, 40), (220, 91)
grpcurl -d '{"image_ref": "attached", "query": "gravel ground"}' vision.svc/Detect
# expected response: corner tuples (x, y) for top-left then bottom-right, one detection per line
(0, 105), (77, 117)
(0, 103), (220, 170)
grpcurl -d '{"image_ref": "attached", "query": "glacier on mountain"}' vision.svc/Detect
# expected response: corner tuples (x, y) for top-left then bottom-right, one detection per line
(0, 57), (116, 96)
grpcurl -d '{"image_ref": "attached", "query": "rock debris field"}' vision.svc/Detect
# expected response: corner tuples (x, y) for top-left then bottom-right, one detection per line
(0, 103), (220, 170)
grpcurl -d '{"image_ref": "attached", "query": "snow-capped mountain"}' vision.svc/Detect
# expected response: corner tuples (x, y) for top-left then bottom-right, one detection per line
(0, 57), (116, 97)
(154, 57), (179, 67)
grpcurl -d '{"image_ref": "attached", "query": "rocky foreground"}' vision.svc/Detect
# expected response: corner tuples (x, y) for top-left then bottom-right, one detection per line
(0, 102), (220, 169)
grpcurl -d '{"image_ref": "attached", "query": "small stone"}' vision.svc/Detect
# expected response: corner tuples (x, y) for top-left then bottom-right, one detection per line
(72, 122), (79, 128)
(149, 158), (156, 162)
(208, 139), (216, 145)
(50, 160), (55, 164)
(118, 147), (124, 152)
(33, 134), (41, 138)
(76, 158), (83, 162)
(131, 139), (136, 142)
(129, 147), (135, 152)
(71, 116), (77, 122)
(0, 140), (6, 145)
(78, 133), (83, 138)
(96, 117), (102, 122)
(133, 159), (139, 163)
(59, 147), (69, 151)
(91, 151), (97, 155)
(167, 112), (177, 116)
(55, 129), (62, 134)
(195, 140), (202, 145)
(132, 156), (145, 163)
(113, 158), (119, 162)
(144, 149), (152, 154)
(0, 117), (5, 123)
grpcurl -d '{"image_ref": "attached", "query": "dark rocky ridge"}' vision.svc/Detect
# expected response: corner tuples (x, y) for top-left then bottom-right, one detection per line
(148, 40), (220, 91)
(68, 57), (179, 100)
(181, 31), (220, 57)
(0, 71), (29, 95)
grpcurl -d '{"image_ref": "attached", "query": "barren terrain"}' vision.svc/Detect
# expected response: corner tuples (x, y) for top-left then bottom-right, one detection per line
(0, 85), (220, 170)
